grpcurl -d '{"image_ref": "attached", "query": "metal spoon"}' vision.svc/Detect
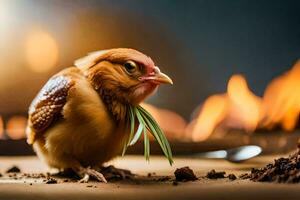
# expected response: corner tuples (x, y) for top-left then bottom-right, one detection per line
(192, 145), (262, 163)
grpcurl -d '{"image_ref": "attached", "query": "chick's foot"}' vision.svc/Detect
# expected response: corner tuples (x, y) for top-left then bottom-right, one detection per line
(100, 165), (134, 181)
(73, 166), (107, 183)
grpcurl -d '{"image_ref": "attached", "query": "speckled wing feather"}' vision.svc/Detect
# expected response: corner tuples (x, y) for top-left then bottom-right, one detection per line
(27, 75), (74, 143)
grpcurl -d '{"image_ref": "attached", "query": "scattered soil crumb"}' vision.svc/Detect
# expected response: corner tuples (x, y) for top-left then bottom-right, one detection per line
(174, 167), (198, 181)
(86, 185), (93, 187)
(156, 176), (171, 182)
(29, 183), (32, 186)
(45, 178), (58, 184)
(172, 181), (179, 186)
(101, 165), (135, 181)
(147, 172), (156, 177)
(206, 170), (226, 179)
(6, 166), (21, 173)
(228, 174), (237, 180)
(248, 149), (300, 183)
(239, 173), (251, 179)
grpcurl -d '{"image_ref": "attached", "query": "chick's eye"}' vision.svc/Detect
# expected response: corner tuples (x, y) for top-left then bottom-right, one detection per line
(124, 61), (138, 74)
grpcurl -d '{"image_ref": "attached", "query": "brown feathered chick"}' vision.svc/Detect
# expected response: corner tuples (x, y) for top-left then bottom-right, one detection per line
(26, 48), (173, 182)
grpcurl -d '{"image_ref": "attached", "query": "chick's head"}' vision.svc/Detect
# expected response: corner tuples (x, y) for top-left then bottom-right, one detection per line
(76, 48), (173, 105)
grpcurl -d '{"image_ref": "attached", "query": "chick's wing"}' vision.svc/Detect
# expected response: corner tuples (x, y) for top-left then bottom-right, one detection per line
(27, 75), (74, 144)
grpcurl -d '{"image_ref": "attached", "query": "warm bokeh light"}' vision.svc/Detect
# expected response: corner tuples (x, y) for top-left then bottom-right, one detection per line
(0, 116), (4, 138)
(261, 60), (300, 131)
(6, 116), (27, 139)
(25, 29), (59, 73)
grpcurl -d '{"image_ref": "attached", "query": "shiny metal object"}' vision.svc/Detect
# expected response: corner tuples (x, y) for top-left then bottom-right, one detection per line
(192, 145), (262, 163)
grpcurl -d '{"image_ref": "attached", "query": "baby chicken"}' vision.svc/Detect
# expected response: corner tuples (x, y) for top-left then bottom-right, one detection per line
(26, 48), (173, 182)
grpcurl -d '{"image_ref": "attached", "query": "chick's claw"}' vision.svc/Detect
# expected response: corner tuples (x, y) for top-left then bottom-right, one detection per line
(75, 167), (107, 183)
(100, 165), (134, 181)
(79, 174), (90, 183)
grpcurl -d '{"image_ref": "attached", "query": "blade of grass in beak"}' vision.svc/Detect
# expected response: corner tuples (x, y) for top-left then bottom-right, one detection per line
(138, 106), (173, 165)
(139, 110), (168, 156)
(124, 105), (173, 165)
(144, 126), (150, 161)
(129, 122), (144, 146)
(122, 108), (133, 156)
(135, 108), (150, 161)
(138, 107), (166, 149)
(121, 138), (128, 156)
(143, 115), (167, 156)
(127, 106), (135, 146)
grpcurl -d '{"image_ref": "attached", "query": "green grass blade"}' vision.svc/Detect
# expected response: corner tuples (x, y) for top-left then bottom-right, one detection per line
(127, 106), (135, 146)
(135, 107), (151, 161)
(122, 107), (135, 156)
(121, 138), (128, 156)
(137, 106), (173, 165)
(141, 106), (173, 165)
(123, 105), (173, 165)
(142, 114), (167, 155)
(143, 126), (150, 161)
(129, 123), (144, 146)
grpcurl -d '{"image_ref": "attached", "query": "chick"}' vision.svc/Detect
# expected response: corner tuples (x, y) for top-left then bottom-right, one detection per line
(26, 48), (173, 182)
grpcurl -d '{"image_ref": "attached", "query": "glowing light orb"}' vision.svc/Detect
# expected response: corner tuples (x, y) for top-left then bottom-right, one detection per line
(0, 116), (4, 139)
(25, 29), (59, 73)
(6, 116), (27, 139)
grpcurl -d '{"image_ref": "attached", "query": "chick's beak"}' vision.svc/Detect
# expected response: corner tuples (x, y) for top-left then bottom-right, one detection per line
(139, 66), (173, 85)
(153, 71), (173, 85)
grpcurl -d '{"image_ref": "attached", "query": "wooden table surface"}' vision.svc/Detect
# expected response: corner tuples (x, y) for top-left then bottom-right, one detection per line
(0, 155), (299, 200)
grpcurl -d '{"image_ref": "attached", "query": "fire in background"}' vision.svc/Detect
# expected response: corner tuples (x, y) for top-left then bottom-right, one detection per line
(190, 60), (300, 141)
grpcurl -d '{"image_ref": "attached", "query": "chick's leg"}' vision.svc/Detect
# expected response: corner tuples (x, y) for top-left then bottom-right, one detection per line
(73, 166), (107, 183)
(96, 165), (134, 180)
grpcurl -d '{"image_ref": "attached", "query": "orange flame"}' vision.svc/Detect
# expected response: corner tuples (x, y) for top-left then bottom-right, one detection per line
(261, 60), (300, 131)
(191, 95), (227, 141)
(227, 75), (262, 132)
(190, 60), (300, 142)
(190, 74), (262, 141)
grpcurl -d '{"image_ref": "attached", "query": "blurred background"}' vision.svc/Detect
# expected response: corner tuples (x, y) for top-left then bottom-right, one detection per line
(1, 0), (300, 150)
